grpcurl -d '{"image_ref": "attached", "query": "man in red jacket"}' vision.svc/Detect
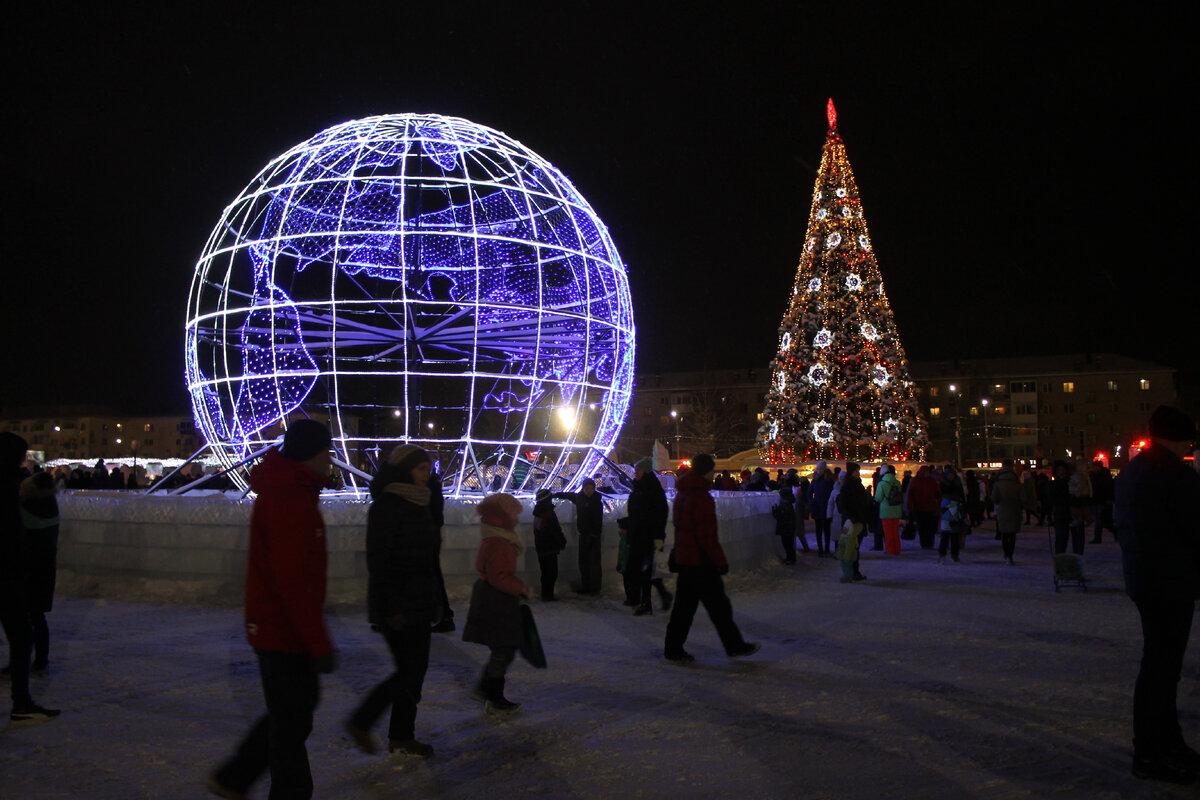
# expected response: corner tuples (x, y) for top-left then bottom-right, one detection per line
(663, 454), (759, 664)
(209, 419), (335, 800)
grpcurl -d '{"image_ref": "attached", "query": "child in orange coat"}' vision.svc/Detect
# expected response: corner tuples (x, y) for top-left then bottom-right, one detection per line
(462, 493), (530, 714)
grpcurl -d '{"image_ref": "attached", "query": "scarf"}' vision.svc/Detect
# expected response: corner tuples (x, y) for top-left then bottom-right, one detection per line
(481, 522), (524, 555)
(383, 482), (431, 506)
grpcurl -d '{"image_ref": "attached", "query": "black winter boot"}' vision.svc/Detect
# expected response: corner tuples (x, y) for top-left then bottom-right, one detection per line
(483, 677), (521, 715)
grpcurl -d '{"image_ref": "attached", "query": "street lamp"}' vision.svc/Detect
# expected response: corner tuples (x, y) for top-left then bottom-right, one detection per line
(981, 398), (991, 463)
(949, 384), (962, 467)
(669, 409), (681, 460)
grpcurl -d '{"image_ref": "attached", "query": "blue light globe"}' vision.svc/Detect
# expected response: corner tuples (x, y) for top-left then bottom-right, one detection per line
(185, 114), (635, 495)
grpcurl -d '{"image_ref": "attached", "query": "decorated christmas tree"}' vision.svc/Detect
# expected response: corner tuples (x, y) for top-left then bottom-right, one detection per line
(757, 99), (928, 464)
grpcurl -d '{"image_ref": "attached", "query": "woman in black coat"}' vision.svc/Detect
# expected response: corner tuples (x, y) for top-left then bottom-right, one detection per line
(345, 445), (445, 758)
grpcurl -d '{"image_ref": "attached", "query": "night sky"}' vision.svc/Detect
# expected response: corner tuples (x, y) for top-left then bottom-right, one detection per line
(5, 4), (1191, 413)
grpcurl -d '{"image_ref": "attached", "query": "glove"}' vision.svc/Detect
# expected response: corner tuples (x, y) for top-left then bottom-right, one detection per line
(313, 651), (338, 674)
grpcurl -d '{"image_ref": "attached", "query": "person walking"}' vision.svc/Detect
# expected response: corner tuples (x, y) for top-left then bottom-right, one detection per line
(553, 479), (604, 594)
(208, 420), (337, 800)
(531, 490), (567, 601)
(0, 433), (59, 725)
(991, 460), (1023, 565)
(20, 470), (60, 673)
(874, 465), (903, 555)
(462, 493), (530, 715)
(663, 454), (759, 664)
(625, 458), (669, 614)
(1114, 405), (1200, 785)
(344, 445), (444, 759)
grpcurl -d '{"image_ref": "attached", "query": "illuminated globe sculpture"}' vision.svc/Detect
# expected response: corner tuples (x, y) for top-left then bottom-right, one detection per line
(185, 114), (635, 496)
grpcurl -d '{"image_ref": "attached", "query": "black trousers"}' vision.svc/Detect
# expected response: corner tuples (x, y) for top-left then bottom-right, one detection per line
(537, 553), (559, 599)
(915, 511), (938, 549)
(1133, 596), (1195, 756)
(577, 532), (602, 593)
(349, 624), (431, 742)
(1054, 522), (1084, 555)
(1000, 529), (1017, 560)
(0, 580), (32, 708)
(779, 532), (796, 561)
(813, 517), (832, 554)
(214, 650), (320, 799)
(663, 568), (746, 656)
(937, 527), (961, 559)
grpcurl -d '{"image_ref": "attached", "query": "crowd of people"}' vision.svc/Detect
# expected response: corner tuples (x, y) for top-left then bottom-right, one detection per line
(749, 456), (1125, 569)
(3, 404), (1197, 794)
(198, 421), (759, 799)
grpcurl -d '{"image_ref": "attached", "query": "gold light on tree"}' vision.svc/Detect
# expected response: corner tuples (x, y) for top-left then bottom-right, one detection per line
(757, 99), (928, 463)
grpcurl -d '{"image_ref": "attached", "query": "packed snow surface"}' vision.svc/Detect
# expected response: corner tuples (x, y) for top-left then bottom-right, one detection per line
(2, 529), (1197, 799)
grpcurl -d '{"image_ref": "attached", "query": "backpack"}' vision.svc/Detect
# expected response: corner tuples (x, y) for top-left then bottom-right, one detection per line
(886, 480), (901, 506)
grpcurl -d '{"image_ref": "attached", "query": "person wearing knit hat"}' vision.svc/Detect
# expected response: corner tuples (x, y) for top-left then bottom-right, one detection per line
(625, 457), (671, 615)
(463, 494), (531, 715)
(280, 418), (333, 462)
(1114, 405), (1200, 784)
(662, 454), (759, 664)
(344, 441), (442, 758)
(1, 432), (60, 724)
(209, 420), (336, 798)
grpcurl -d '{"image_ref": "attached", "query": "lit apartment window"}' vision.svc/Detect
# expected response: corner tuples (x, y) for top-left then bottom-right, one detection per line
(756, 412), (764, 422)
(969, 407), (979, 416)
(929, 387), (939, 397)
(1139, 379), (1150, 390)
(1062, 382), (1075, 393)
(929, 407), (941, 417)
(994, 406), (1007, 415)
(1107, 380), (1118, 391)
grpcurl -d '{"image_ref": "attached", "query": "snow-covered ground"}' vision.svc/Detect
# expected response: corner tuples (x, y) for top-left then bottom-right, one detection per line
(3, 527), (1197, 799)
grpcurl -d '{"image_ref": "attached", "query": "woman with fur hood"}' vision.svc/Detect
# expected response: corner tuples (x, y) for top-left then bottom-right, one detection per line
(463, 493), (530, 714)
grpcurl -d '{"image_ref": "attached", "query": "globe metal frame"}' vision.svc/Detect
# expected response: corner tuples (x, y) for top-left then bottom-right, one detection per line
(185, 114), (635, 496)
